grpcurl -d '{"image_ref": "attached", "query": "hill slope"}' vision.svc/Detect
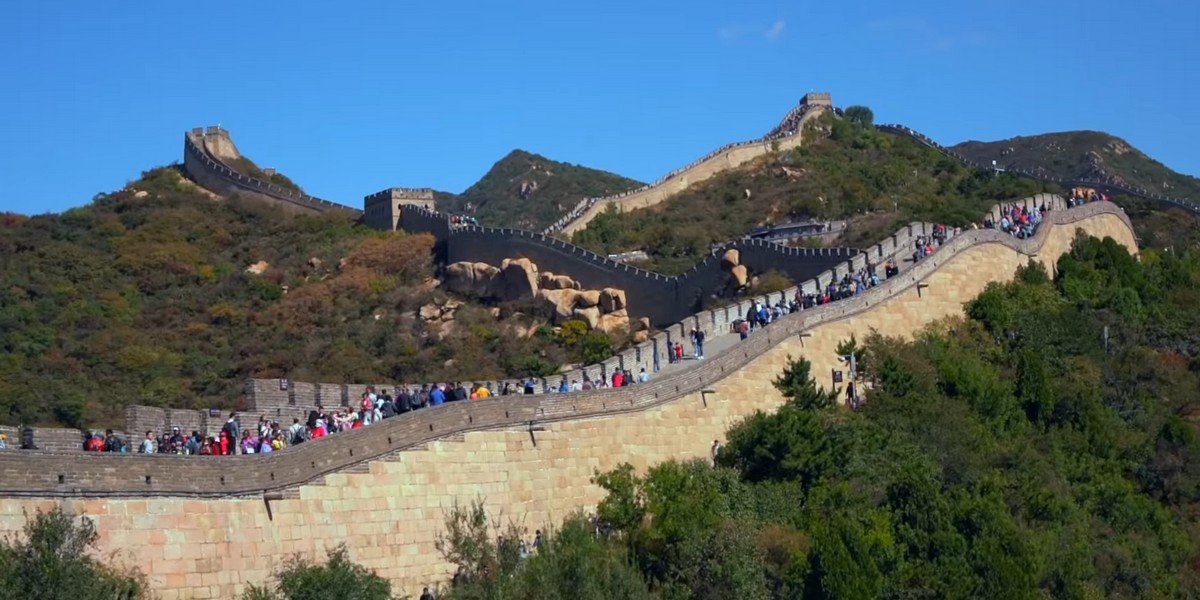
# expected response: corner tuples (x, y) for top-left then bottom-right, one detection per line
(952, 131), (1200, 201)
(571, 113), (1049, 273)
(438, 150), (643, 230)
(0, 168), (604, 429)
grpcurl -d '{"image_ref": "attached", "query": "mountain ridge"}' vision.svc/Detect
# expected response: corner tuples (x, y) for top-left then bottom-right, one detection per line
(951, 130), (1200, 202)
(436, 148), (643, 230)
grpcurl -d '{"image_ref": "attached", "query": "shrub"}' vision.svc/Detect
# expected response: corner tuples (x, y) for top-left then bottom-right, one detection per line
(0, 507), (148, 599)
(241, 544), (395, 600)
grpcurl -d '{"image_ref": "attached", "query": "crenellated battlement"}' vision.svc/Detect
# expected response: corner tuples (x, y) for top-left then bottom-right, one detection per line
(182, 127), (362, 215)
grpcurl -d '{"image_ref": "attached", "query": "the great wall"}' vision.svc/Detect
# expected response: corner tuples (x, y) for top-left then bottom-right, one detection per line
(544, 92), (833, 235)
(0, 95), (1162, 598)
(0, 200), (1137, 598)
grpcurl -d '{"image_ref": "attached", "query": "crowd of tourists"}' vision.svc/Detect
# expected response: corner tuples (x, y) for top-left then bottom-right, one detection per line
(91, 373), (664, 455)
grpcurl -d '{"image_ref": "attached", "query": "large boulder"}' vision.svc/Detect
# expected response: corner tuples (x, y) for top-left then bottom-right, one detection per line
(536, 289), (582, 322)
(595, 311), (630, 336)
(635, 317), (651, 332)
(599, 288), (626, 312)
(444, 261), (500, 297)
(539, 272), (580, 290)
(419, 303), (441, 321)
(576, 290), (601, 308)
(731, 264), (749, 287)
(496, 258), (539, 301)
(245, 261), (269, 275)
(572, 306), (602, 329)
(633, 330), (649, 344)
(721, 249), (740, 270)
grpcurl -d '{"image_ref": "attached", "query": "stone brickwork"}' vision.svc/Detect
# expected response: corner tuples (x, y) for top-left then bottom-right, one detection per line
(364, 187), (436, 231)
(0, 203), (1135, 599)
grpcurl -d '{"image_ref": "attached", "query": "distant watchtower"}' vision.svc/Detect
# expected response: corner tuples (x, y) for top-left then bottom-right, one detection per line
(364, 187), (436, 230)
(801, 92), (832, 108)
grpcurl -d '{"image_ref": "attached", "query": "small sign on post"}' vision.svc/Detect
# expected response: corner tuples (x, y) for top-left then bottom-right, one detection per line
(832, 370), (844, 384)
(279, 378), (289, 391)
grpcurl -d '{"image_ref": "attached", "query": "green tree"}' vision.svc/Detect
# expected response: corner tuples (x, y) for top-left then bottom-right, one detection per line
(241, 545), (395, 600)
(0, 508), (147, 600)
(843, 105), (875, 127)
(773, 356), (837, 411)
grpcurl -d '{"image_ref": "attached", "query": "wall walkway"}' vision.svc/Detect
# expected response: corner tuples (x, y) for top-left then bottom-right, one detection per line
(550, 101), (830, 235)
(0, 202), (1136, 599)
(182, 127), (361, 215)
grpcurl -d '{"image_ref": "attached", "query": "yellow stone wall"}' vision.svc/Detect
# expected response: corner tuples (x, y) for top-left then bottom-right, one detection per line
(560, 112), (820, 235)
(0, 212), (1135, 599)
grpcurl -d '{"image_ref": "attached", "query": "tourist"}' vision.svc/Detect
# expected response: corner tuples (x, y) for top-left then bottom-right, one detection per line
(223, 413), (240, 454)
(638, 368), (650, 383)
(139, 431), (155, 454)
(711, 439), (722, 467)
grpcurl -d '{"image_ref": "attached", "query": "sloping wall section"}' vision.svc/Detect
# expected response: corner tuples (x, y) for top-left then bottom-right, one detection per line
(0, 202), (1135, 599)
(551, 95), (832, 235)
(182, 127), (361, 215)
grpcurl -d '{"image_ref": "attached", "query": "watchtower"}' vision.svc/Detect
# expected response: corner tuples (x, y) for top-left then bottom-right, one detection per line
(801, 92), (833, 108)
(364, 187), (436, 230)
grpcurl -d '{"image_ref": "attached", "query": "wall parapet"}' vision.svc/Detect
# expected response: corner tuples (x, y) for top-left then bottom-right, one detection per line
(546, 96), (832, 235)
(0, 201), (1132, 498)
(182, 129), (362, 215)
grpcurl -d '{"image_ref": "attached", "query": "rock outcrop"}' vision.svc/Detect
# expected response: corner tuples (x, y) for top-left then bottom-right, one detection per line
(443, 257), (636, 337)
(538, 272), (581, 290)
(720, 249), (740, 271)
(599, 288), (626, 312)
(731, 264), (749, 287)
(245, 261), (269, 275)
(497, 258), (539, 301)
(444, 262), (501, 297)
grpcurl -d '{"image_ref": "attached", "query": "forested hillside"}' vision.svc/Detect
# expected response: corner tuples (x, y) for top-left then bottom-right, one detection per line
(437, 149), (643, 230)
(571, 113), (1050, 274)
(435, 235), (1200, 599)
(953, 131), (1200, 202)
(0, 168), (609, 428)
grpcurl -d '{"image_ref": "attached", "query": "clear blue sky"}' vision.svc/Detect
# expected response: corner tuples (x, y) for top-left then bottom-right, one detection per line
(2, 0), (1197, 214)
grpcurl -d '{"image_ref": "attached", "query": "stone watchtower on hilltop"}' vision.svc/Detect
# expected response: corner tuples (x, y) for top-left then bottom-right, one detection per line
(364, 187), (436, 230)
(801, 92), (832, 108)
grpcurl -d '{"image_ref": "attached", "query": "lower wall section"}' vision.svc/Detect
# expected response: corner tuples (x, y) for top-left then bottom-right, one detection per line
(0, 211), (1136, 599)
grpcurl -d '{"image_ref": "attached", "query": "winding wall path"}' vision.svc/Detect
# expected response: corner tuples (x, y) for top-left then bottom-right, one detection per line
(0, 202), (1136, 599)
(183, 127), (361, 215)
(549, 100), (830, 235)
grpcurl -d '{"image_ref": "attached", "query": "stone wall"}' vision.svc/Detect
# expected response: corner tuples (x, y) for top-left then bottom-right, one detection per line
(0, 203), (1136, 599)
(364, 188), (436, 231)
(182, 127), (362, 216)
(556, 102), (828, 235)
(419, 206), (854, 326)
